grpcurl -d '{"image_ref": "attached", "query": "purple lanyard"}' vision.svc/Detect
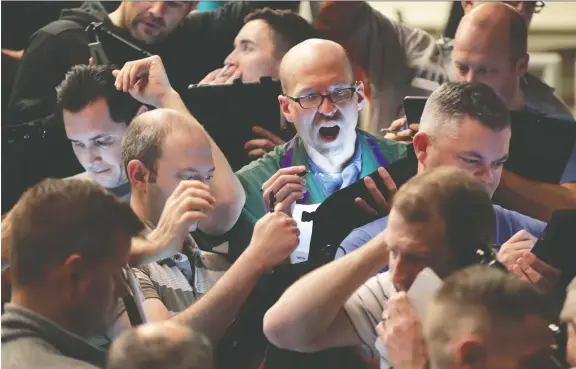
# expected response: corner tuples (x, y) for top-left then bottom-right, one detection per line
(281, 135), (388, 202)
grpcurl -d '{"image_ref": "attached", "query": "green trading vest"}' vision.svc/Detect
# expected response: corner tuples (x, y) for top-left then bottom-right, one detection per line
(228, 130), (407, 260)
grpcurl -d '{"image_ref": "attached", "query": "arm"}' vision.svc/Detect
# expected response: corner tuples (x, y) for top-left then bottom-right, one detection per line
(157, 89), (245, 235)
(114, 56), (245, 235)
(264, 232), (389, 352)
(493, 170), (576, 222)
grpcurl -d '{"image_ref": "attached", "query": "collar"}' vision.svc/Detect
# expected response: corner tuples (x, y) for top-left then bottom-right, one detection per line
(2, 304), (107, 367)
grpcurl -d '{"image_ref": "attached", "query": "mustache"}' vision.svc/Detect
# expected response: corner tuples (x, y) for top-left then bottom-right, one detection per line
(134, 14), (166, 28)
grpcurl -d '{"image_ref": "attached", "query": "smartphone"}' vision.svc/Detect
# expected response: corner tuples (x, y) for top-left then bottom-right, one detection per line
(531, 209), (576, 288)
(403, 96), (428, 129)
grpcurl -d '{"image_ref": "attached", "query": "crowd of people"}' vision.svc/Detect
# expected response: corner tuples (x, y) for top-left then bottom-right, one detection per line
(1, 1), (575, 369)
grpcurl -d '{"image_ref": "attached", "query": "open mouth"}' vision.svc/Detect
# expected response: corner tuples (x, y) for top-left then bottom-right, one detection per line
(319, 125), (340, 142)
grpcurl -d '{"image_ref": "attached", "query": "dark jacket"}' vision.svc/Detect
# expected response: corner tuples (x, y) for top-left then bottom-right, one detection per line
(1, 304), (107, 369)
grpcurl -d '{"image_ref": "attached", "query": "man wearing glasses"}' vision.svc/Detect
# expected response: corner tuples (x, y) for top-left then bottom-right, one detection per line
(227, 38), (408, 260)
(317, 0), (573, 135)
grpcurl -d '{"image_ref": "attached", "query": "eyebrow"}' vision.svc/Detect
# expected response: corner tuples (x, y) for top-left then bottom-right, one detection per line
(238, 39), (256, 48)
(68, 134), (112, 143)
(295, 83), (352, 97)
(177, 167), (216, 173)
(461, 151), (509, 162)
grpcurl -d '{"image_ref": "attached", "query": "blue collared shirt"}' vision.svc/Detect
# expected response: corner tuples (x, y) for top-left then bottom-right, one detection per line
(307, 140), (363, 198)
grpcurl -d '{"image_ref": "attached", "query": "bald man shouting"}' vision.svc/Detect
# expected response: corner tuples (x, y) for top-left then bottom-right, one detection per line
(228, 38), (408, 259)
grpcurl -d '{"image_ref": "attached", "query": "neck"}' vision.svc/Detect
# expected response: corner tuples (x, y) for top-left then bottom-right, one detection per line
(11, 288), (85, 338)
(108, 5), (126, 29)
(130, 191), (156, 227)
(305, 132), (358, 174)
(508, 85), (525, 112)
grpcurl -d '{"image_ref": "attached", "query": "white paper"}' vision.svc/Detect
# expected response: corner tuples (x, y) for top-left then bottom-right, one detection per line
(406, 267), (443, 321)
(290, 203), (320, 264)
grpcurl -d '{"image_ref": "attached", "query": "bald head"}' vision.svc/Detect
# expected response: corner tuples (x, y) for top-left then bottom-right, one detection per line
(122, 108), (209, 177)
(457, 2), (528, 60)
(279, 38), (353, 94)
(108, 321), (213, 369)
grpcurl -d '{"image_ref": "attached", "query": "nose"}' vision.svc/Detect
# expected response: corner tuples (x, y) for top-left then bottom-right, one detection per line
(87, 146), (101, 164)
(318, 94), (337, 116)
(463, 70), (479, 83)
(475, 164), (494, 186)
(148, 2), (166, 17)
(224, 49), (238, 67)
(391, 255), (419, 292)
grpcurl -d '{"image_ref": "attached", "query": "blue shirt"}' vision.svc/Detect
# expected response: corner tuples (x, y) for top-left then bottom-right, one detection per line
(338, 205), (547, 258)
(308, 140), (363, 198)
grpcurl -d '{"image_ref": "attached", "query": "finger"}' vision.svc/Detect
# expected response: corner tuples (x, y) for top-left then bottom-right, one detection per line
(173, 180), (211, 195)
(275, 183), (306, 203)
(506, 229), (535, 243)
(408, 123), (420, 132)
(180, 211), (210, 226)
(511, 264), (530, 282)
(199, 68), (221, 85)
(378, 167), (397, 199)
(354, 197), (379, 217)
(388, 292), (411, 318)
(252, 126), (285, 145)
(178, 197), (215, 214)
(129, 62), (143, 90)
(122, 63), (134, 93)
(389, 118), (407, 131)
(261, 166), (307, 192)
(395, 129), (413, 139)
(225, 67), (242, 84)
(376, 322), (386, 339)
(214, 65), (237, 84)
(179, 187), (216, 206)
(244, 138), (276, 152)
(89, 57), (95, 66)
(248, 149), (268, 159)
(364, 175), (389, 213)
(526, 253), (560, 279)
(269, 175), (306, 198)
(499, 249), (529, 266)
(277, 191), (304, 212)
(501, 239), (535, 253)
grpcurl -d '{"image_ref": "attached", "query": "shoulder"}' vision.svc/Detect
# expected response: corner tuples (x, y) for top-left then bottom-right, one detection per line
(361, 130), (408, 161)
(236, 143), (286, 186)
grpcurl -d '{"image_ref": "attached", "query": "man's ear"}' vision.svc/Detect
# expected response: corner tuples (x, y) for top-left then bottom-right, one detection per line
(461, 1), (476, 13)
(61, 253), (88, 305)
(135, 105), (148, 117)
(355, 81), (366, 111)
(515, 53), (530, 78)
(454, 337), (487, 369)
(126, 160), (149, 190)
(413, 132), (430, 165)
(278, 95), (293, 123)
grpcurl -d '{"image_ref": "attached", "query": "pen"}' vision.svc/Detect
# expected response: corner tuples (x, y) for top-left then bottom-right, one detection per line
(269, 191), (276, 213)
(297, 170), (309, 178)
(216, 64), (231, 78)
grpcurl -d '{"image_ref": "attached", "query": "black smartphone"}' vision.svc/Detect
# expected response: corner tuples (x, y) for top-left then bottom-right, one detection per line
(531, 210), (576, 288)
(403, 96), (428, 127)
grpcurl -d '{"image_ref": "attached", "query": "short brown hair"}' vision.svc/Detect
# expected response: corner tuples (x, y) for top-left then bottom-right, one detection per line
(9, 178), (144, 286)
(392, 166), (495, 266)
(425, 265), (555, 369)
(244, 8), (317, 59)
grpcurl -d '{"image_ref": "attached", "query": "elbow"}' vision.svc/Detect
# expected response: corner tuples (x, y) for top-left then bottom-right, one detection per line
(263, 308), (317, 353)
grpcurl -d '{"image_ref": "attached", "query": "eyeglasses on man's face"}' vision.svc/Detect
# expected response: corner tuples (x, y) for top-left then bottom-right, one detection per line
(503, 1), (545, 14)
(283, 82), (359, 109)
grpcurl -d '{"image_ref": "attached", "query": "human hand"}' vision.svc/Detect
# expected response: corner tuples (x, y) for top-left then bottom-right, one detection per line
(244, 126), (286, 159)
(198, 65), (242, 86)
(497, 229), (538, 267)
(262, 166), (307, 215)
(354, 167), (397, 217)
(148, 181), (216, 257)
(244, 211), (300, 271)
(113, 55), (173, 107)
(376, 292), (429, 369)
(383, 118), (419, 143)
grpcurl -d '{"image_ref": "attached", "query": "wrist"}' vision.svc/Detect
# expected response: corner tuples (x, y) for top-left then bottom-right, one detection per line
(239, 245), (271, 275)
(157, 88), (181, 109)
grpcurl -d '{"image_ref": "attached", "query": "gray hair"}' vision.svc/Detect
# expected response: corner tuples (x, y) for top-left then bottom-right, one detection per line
(419, 82), (510, 139)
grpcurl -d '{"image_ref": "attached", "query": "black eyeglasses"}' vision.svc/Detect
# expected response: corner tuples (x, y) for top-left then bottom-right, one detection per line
(503, 1), (546, 14)
(284, 82), (359, 109)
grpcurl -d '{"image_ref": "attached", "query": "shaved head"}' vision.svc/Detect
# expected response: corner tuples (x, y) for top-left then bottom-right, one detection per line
(457, 2), (527, 60)
(279, 38), (353, 94)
